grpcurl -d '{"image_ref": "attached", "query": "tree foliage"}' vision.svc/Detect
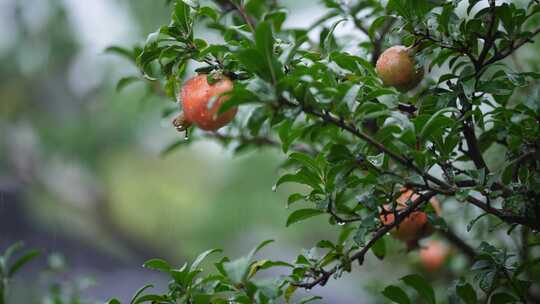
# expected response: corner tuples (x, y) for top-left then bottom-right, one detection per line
(104, 0), (540, 303)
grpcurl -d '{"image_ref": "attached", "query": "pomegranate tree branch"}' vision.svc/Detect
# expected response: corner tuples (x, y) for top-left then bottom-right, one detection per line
(278, 98), (540, 231)
(229, 0), (256, 33)
(293, 191), (436, 289)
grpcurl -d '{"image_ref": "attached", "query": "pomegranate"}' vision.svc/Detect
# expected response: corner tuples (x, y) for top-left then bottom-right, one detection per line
(179, 74), (237, 131)
(379, 189), (441, 242)
(419, 240), (449, 272)
(376, 45), (423, 92)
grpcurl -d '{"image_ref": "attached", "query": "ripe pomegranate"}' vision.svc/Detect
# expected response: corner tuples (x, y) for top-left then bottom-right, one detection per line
(376, 45), (423, 92)
(419, 240), (449, 272)
(179, 74), (237, 131)
(379, 189), (441, 242)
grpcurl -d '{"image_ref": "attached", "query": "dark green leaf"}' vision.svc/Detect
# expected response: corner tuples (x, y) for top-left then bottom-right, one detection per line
(382, 285), (412, 304)
(286, 209), (325, 227)
(456, 282), (477, 304)
(8, 249), (40, 277)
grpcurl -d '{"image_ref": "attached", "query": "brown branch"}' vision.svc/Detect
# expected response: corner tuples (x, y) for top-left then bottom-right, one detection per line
(482, 27), (540, 67)
(475, 0), (497, 71)
(229, 0), (256, 33)
(280, 98), (449, 189)
(462, 118), (488, 170)
(327, 196), (362, 224)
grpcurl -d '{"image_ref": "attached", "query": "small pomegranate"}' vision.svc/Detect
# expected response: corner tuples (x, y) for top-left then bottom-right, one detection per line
(419, 240), (449, 272)
(376, 45), (423, 92)
(379, 188), (441, 242)
(179, 74), (237, 131)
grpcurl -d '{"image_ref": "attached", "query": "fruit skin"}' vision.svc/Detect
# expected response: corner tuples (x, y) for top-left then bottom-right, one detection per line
(180, 74), (237, 131)
(376, 45), (424, 92)
(379, 189), (441, 242)
(419, 240), (449, 272)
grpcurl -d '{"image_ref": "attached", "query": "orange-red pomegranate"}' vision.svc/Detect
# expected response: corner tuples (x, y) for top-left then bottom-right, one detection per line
(376, 45), (423, 92)
(420, 240), (448, 272)
(179, 74), (237, 131)
(379, 189), (441, 242)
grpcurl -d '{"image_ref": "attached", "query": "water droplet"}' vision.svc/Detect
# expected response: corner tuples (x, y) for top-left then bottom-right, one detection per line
(337, 221), (346, 226)
(305, 287), (311, 292)
(184, 130), (190, 141)
(271, 184), (277, 192)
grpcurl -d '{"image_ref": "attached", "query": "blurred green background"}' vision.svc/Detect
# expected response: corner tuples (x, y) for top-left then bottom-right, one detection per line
(3, 0), (532, 303)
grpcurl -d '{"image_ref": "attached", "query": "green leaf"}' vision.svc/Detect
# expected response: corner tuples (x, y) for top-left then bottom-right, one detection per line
(8, 249), (40, 277)
(173, 0), (193, 34)
(255, 21), (283, 82)
(236, 48), (268, 80)
(298, 296), (323, 304)
(287, 193), (305, 207)
(133, 294), (167, 304)
(289, 152), (320, 173)
(285, 285), (297, 304)
(197, 6), (219, 20)
(382, 285), (411, 304)
(105, 46), (134, 61)
(116, 76), (141, 92)
(129, 284), (154, 304)
(286, 209), (325, 227)
(490, 292), (517, 304)
(218, 86), (259, 114)
(190, 248), (222, 272)
(322, 18), (346, 56)
(368, 16), (389, 40)
(456, 282), (477, 304)
(143, 259), (172, 272)
(2, 242), (23, 264)
(277, 120), (302, 153)
(418, 107), (460, 140)
(275, 169), (322, 192)
(371, 237), (386, 260)
(223, 256), (250, 284)
(107, 299), (122, 304)
(250, 239), (275, 258)
(343, 84), (361, 111)
(400, 274), (436, 304)
(222, 240), (274, 284)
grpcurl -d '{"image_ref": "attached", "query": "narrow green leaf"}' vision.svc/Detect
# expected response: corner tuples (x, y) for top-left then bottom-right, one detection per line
(116, 76), (141, 92)
(371, 237), (386, 260)
(286, 209), (325, 227)
(8, 249), (40, 277)
(255, 20), (283, 82)
(190, 248), (222, 272)
(143, 259), (172, 272)
(129, 284), (154, 304)
(382, 285), (411, 304)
